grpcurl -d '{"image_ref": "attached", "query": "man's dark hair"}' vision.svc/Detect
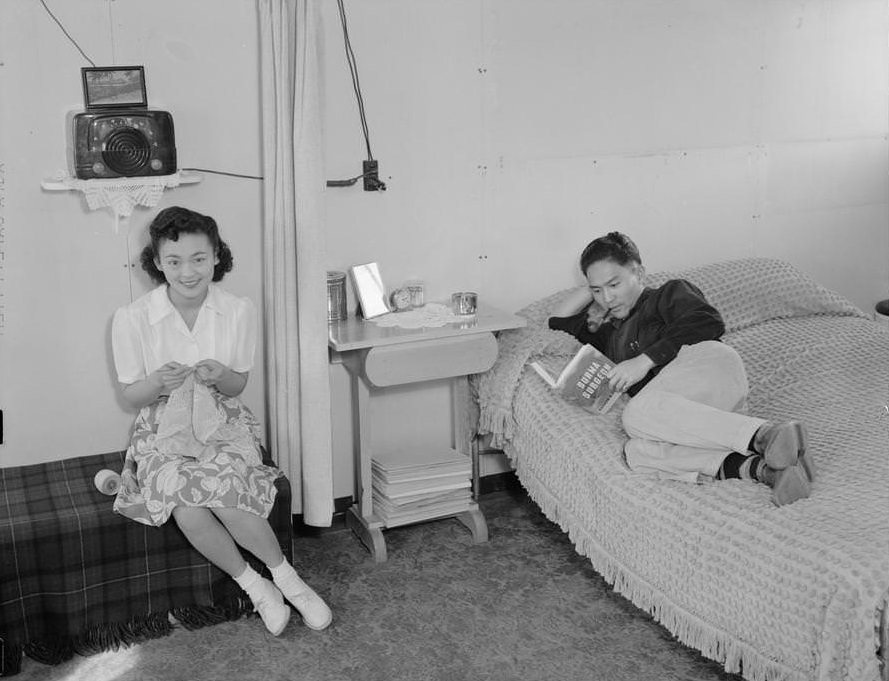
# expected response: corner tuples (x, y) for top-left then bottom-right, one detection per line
(579, 231), (642, 275)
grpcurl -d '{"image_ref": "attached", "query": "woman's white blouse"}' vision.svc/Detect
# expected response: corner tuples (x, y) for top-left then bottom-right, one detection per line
(112, 284), (257, 384)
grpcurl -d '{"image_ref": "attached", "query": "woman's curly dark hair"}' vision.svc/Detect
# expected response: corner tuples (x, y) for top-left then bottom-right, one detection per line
(140, 206), (234, 285)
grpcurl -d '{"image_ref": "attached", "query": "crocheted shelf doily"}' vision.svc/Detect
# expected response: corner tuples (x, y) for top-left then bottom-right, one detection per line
(59, 174), (183, 218)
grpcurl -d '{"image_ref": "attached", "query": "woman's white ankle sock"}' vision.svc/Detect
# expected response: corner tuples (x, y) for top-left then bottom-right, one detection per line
(269, 560), (313, 599)
(233, 564), (261, 592)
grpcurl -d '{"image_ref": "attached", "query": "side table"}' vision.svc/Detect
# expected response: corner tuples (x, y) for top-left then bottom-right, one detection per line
(328, 303), (526, 562)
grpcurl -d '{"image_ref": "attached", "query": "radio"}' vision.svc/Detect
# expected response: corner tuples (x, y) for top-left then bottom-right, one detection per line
(67, 66), (177, 180)
(67, 109), (177, 180)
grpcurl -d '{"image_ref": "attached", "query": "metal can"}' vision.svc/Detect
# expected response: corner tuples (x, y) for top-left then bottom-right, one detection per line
(327, 271), (347, 323)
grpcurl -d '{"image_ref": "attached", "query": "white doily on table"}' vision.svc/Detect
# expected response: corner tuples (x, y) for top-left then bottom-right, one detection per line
(370, 303), (473, 328)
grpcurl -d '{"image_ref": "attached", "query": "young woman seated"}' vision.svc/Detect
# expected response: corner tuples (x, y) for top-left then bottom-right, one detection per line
(112, 206), (332, 635)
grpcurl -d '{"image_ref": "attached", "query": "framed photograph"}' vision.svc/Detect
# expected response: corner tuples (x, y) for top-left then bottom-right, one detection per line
(349, 262), (391, 319)
(81, 66), (148, 110)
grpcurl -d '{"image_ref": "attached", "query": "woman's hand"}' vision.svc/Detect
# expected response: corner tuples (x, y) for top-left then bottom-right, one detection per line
(195, 359), (248, 396)
(608, 354), (655, 393)
(150, 361), (193, 393)
(194, 359), (227, 386)
(121, 362), (192, 410)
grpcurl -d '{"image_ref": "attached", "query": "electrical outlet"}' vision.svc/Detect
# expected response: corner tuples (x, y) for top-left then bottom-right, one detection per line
(363, 159), (385, 191)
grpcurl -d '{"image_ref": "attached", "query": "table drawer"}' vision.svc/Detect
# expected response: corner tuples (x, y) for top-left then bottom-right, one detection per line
(362, 333), (498, 387)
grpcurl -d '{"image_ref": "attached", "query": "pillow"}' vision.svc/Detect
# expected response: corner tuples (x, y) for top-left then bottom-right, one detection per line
(519, 257), (865, 334)
(645, 257), (865, 333)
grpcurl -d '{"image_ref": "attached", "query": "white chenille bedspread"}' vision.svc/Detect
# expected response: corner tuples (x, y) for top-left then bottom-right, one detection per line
(477, 258), (889, 681)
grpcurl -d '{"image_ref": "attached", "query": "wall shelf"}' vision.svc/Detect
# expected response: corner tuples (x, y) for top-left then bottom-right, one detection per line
(41, 170), (202, 221)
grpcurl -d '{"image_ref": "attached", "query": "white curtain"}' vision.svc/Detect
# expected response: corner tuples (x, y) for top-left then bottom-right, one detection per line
(258, 0), (333, 526)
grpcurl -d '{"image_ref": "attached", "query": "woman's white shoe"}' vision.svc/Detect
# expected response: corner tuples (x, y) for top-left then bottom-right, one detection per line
(247, 577), (291, 636)
(275, 574), (333, 630)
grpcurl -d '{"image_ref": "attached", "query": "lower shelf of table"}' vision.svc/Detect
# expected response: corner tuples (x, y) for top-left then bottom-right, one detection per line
(346, 503), (489, 563)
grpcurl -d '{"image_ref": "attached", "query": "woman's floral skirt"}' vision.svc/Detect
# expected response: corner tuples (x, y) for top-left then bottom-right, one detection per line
(113, 391), (281, 527)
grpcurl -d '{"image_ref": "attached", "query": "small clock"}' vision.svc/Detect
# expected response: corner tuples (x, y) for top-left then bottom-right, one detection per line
(389, 287), (413, 312)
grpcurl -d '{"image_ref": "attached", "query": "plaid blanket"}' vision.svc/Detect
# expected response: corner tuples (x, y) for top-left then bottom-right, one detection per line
(0, 450), (292, 677)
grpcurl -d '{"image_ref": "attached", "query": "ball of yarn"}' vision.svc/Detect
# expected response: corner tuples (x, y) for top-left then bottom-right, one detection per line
(94, 469), (122, 496)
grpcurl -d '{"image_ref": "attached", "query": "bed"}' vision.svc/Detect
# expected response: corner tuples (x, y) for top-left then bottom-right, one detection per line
(475, 257), (889, 681)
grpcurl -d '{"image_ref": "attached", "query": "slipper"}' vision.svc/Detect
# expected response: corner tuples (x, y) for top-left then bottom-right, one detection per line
(754, 421), (814, 481)
(771, 464), (811, 506)
(794, 423), (816, 483)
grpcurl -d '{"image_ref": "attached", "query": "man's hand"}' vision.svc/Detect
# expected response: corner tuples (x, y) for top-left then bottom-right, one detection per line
(608, 354), (655, 393)
(586, 300), (610, 332)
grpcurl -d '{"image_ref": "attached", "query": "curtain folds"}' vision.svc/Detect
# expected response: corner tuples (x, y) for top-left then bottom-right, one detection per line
(257, 0), (333, 526)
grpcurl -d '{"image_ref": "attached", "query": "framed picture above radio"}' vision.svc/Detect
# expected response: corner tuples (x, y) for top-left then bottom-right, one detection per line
(81, 66), (148, 110)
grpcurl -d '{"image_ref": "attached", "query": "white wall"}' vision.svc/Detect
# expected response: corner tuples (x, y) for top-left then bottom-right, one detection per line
(0, 0), (264, 468)
(481, 1), (888, 310)
(322, 0), (887, 311)
(1, 1), (885, 506)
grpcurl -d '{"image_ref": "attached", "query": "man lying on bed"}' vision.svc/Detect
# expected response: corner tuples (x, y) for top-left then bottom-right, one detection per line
(548, 231), (816, 505)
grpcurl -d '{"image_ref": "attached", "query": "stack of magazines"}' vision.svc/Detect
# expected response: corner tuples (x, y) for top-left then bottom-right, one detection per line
(371, 448), (473, 527)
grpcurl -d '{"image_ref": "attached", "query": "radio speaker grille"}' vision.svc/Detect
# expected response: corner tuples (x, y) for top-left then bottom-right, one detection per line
(103, 127), (152, 175)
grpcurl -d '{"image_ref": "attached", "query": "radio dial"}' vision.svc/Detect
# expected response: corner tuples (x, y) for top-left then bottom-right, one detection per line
(92, 162), (105, 175)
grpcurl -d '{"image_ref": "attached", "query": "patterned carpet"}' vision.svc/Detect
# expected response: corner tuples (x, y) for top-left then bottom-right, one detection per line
(13, 488), (743, 681)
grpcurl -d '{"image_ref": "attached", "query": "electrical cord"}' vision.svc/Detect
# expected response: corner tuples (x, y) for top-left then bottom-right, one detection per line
(38, 0), (96, 66)
(326, 169), (374, 188)
(180, 167), (263, 181)
(337, 0), (372, 161)
(327, 0), (386, 190)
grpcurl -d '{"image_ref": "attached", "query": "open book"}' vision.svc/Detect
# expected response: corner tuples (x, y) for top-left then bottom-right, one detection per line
(529, 344), (622, 414)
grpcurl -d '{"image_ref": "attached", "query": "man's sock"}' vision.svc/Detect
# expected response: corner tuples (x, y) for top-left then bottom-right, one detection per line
(740, 455), (766, 481)
(718, 452), (765, 481)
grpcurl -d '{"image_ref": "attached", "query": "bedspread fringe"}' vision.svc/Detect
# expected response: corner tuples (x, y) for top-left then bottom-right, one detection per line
(0, 594), (254, 677)
(478, 405), (514, 450)
(513, 454), (803, 681)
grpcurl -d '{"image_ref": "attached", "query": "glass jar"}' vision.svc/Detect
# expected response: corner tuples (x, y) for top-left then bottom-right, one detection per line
(404, 279), (425, 308)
